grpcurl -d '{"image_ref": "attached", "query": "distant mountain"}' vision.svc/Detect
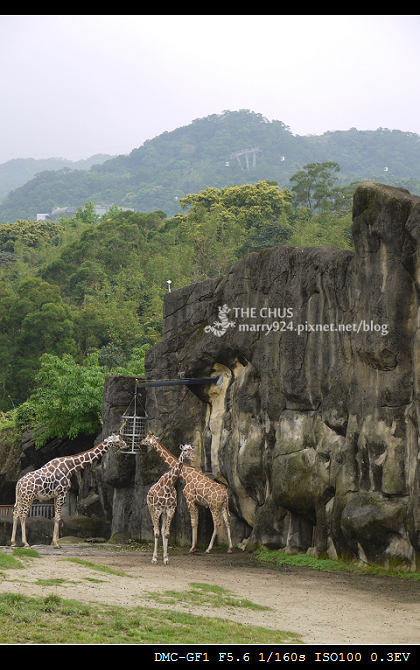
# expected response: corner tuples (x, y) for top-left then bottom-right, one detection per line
(0, 154), (115, 204)
(1, 110), (420, 223)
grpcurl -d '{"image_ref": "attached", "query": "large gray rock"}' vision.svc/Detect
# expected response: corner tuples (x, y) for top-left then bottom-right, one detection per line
(134, 181), (420, 569)
(17, 181), (420, 567)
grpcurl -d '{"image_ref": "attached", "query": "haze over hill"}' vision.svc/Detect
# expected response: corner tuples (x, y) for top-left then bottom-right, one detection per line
(0, 154), (115, 205)
(1, 110), (420, 223)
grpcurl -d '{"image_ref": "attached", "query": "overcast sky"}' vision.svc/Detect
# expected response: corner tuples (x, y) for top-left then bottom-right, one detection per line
(1, 15), (420, 163)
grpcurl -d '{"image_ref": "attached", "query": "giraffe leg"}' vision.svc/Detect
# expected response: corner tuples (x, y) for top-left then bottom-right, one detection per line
(205, 527), (217, 554)
(21, 514), (30, 548)
(221, 500), (233, 553)
(188, 503), (200, 554)
(150, 507), (161, 564)
(52, 497), (64, 548)
(152, 531), (160, 564)
(12, 497), (31, 547)
(161, 511), (169, 565)
(52, 517), (61, 548)
(205, 509), (221, 554)
(11, 510), (29, 547)
(11, 511), (19, 547)
(162, 507), (176, 565)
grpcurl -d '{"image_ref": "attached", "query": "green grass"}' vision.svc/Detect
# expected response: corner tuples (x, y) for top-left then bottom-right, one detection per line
(0, 554), (24, 571)
(254, 550), (374, 573)
(61, 557), (134, 578)
(0, 592), (302, 644)
(253, 550), (420, 580)
(35, 577), (72, 587)
(0, 547), (40, 572)
(12, 548), (40, 559)
(147, 582), (270, 611)
(83, 577), (106, 583)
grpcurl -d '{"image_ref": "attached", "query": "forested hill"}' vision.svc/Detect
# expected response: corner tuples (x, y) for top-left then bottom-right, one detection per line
(0, 154), (114, 206)
(1, 110), (420, 222)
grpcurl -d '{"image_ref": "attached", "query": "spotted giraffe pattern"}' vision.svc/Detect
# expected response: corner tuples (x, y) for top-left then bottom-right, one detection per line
(11, 434), (127, 548)
(147, 443), (195, 564)
(141, 434), (232, 554)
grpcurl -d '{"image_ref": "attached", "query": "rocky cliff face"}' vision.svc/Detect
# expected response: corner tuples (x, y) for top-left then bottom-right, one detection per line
(140, 181), (420, 570)
(14, 181), (420, 568)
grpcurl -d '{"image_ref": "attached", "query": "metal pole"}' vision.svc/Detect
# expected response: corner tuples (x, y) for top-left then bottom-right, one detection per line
(136, 377), (221, 389)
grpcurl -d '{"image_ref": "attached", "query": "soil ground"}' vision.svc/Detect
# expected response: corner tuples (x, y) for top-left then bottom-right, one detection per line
(1, 540), (420, 645)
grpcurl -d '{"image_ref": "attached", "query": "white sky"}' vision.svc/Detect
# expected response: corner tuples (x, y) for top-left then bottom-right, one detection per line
(1, 14), (420, 162)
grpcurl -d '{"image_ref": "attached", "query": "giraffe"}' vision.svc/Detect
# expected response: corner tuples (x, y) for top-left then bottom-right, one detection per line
(147, 443), (195, 565)
(141, 433), (233, 555)
(11, 434), (127, 549)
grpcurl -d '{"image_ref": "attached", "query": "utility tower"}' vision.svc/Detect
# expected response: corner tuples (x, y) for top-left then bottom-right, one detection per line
(228, 147), (261, 169)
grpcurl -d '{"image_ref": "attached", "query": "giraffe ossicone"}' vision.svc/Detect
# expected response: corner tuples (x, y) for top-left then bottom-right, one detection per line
(141, 433), (233, 555)
(11, 434), (127, 549)
(147, 443), (195, 565)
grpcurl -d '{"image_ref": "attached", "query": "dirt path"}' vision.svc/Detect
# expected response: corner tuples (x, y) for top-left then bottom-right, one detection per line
(1, 542), (420, 645)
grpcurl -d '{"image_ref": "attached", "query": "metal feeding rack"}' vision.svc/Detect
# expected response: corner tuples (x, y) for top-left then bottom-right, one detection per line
(118, 376), (222, 454)
(119, 381), (148, 454)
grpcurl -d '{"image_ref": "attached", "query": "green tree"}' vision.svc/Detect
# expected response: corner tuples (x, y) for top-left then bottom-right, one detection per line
(180, 181), (294, 231)
(29, 346), (147, 447)
(30, 352), (106, 445)
(177, 181), (294, 276)
(326, 181), (359, 216)
(236, 213), (292, 256)
(288, 209), (353, 250)
(176, 207), (244, 279)
(0, 219), (64, 252)
(0, 278), (76, 409)
(289, 162), (341, 212)
(74, 201), (100, 225)
(288, 162), (357, 249)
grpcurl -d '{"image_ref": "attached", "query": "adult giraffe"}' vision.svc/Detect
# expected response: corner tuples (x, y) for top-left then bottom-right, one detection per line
(141, 433), (233, 554)
(147, 443), (195, 564)
(11, 434), (127, 548)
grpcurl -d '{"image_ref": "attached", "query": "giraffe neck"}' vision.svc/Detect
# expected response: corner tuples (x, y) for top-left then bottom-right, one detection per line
(150, 437), (177, 468)
(168, 454), (186, 484)
(160, 453), (186, 489)
(63, 441), (113, 477)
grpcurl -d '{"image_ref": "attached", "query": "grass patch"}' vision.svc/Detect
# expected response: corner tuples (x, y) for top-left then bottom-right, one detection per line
(0, 553), (24, 571)
(147, 582), (270, 611)
(83, 577), (106, 583)
(0, 592), (301, 644)
(253, 550), (420, 580)
(61, 557), (134, 578)
(35, 578), (72, 587)
(0, 547), (40, 573)
(254, 550), (373, 573)
(12, 548), (40, 559)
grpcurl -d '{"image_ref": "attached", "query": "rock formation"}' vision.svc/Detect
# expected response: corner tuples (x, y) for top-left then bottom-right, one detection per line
(7, 181), (420, 570)
(140, 181), (420, 570)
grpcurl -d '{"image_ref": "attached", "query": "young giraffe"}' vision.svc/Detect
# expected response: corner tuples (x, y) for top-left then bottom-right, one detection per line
(11, 434), (127, 549)
(141, 433), (233, 555)
(147, 443), (195, 565)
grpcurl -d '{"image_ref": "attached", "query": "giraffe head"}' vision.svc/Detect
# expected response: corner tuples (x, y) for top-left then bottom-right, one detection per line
(104, 434), (128, 450)
(141, 433), (158, 448)
(179, 443), (195, 462)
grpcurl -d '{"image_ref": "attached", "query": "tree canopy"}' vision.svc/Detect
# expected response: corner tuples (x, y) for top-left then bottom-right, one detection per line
(29, 347), (146, 447)
(0, 163), (356, 446)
